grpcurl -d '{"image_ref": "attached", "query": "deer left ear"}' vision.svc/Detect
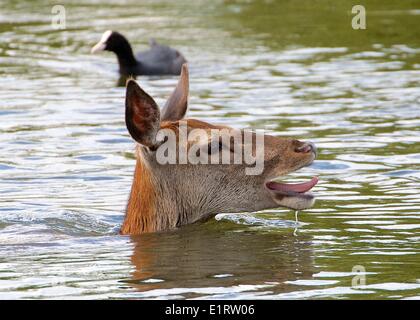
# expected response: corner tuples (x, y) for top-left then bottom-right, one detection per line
(161, 63), (189, 121)
(125, 79), (161, 148)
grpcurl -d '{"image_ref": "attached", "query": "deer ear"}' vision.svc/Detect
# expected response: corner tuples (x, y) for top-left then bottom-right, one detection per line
(125, 79), (161, 148)
(161, 63), (189, 121)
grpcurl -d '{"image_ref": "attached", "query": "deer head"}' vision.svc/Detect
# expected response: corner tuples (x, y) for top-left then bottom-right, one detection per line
(120, 64), (318, 235)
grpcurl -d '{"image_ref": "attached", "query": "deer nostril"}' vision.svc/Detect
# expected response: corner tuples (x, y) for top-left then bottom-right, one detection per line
(295, 142), (317, 156)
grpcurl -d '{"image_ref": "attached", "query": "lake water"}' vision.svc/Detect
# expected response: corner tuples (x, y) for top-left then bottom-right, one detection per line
(0, 0), (419, 299)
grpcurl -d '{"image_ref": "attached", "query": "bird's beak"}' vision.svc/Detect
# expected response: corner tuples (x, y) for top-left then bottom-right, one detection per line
(91, 41), (106, 54)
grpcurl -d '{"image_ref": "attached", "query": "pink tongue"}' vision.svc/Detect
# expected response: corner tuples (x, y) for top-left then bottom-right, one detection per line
(266, 176), (318, 193)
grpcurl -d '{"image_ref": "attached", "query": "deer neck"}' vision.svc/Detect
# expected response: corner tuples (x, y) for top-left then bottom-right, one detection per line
(121, 158), (205, 235)
(120, 159), (156, 234)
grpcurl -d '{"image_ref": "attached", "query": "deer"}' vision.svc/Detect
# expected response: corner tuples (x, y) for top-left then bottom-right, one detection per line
(120, 64), (318, 235)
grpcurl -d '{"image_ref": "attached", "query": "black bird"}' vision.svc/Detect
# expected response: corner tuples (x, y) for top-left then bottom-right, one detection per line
(91, 30), (187, 76)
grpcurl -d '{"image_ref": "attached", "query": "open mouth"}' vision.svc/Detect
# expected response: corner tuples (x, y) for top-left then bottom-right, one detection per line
(266, 176), (318, 199)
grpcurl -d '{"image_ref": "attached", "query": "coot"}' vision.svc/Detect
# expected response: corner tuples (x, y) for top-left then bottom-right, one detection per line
(91, 30), (187, 76)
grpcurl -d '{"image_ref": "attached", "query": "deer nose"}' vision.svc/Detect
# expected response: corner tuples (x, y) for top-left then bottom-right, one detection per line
(295, 142), (317, 156)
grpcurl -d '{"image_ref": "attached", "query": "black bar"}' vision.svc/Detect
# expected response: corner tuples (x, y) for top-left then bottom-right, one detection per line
(0, 300), (414, 319)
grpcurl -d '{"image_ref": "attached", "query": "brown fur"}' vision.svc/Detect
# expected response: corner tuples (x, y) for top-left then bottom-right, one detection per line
(120, 158), (157, 234)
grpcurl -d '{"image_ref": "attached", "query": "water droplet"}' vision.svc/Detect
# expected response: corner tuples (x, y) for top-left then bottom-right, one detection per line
(293, 210), (300, 236)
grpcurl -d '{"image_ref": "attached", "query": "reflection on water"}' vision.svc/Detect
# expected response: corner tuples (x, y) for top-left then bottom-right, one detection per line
(127, 223), (314, 299)
(0, 0), (419, 299)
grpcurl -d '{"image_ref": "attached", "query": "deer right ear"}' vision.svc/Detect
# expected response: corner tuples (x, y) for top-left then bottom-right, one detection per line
(161, 64), (189, 121)
(125, 79), (161, 148)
